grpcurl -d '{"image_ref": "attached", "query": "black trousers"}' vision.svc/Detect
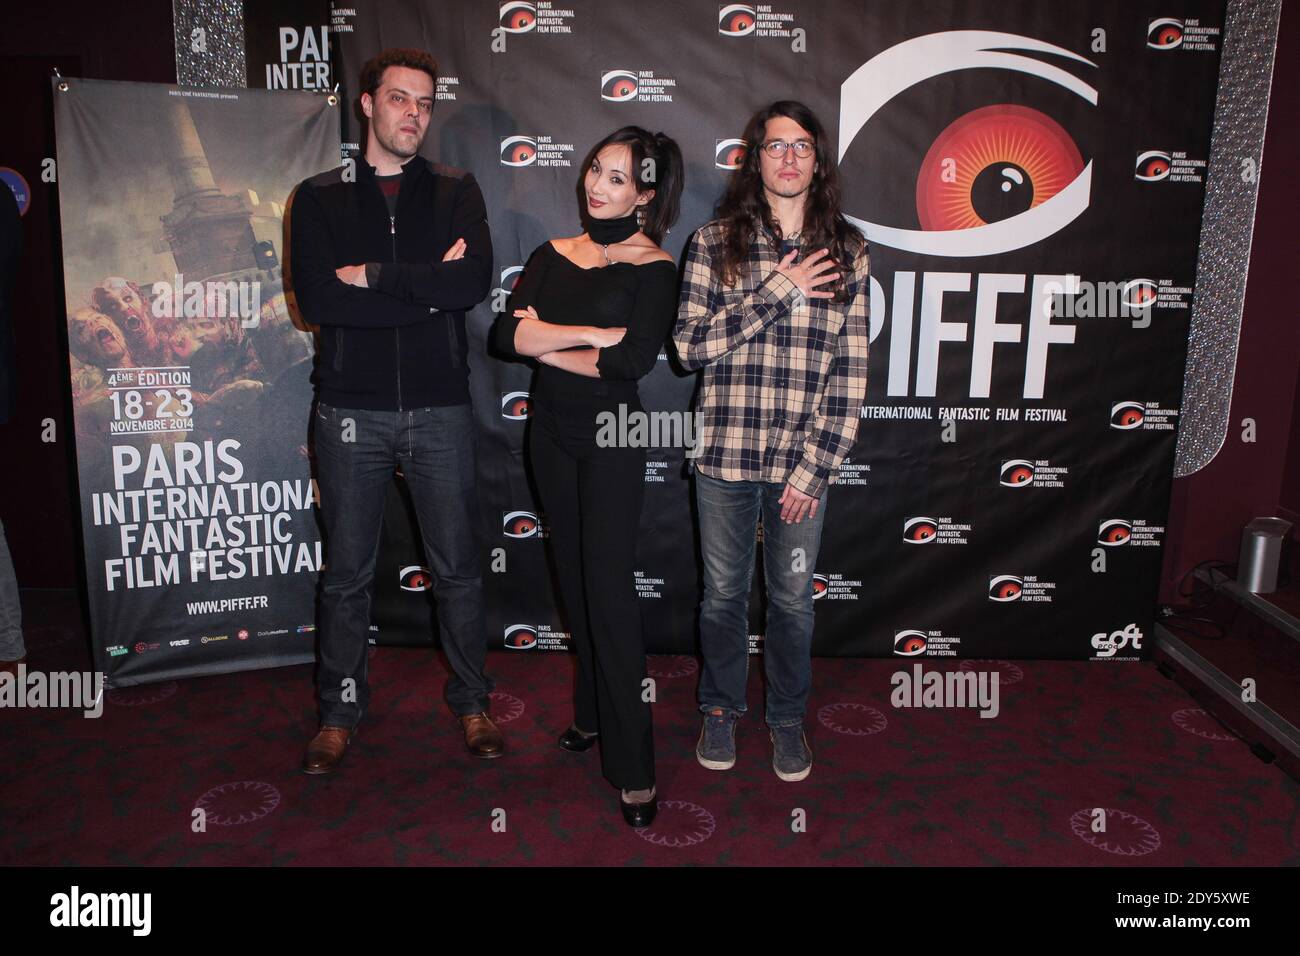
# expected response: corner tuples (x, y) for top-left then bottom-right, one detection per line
(527, 390), (654, 791)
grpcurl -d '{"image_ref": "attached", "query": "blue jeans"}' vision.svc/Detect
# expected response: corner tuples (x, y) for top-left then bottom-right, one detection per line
(694, 470), (827, 728)
(313, 402), (492, 728)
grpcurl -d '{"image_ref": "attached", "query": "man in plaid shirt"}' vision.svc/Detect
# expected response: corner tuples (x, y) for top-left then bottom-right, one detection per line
(673, 101), (869, 782)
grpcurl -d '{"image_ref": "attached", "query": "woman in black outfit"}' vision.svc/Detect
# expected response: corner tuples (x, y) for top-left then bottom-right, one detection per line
(494, 126), (682, 828)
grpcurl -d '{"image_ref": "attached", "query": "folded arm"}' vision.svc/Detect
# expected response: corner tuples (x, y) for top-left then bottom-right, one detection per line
(288, 181), (428, 329)
(368, 173), (494, 312)
(596, 262), (678, 380)
(492, 244), (615, 359)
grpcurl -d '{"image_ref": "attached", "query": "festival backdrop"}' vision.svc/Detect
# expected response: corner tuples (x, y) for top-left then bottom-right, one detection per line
(65, 0), (1228, 684)
(324, 0), (1226, 663)
(53, 77), (339, 683)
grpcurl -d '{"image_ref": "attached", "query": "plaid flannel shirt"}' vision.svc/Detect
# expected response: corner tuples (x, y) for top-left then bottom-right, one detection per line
(672, 219), (870, 499)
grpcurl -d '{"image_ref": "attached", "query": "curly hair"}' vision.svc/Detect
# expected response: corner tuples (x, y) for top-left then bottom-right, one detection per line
(359, 48), (438, 99)
(715, 100), (864, 298)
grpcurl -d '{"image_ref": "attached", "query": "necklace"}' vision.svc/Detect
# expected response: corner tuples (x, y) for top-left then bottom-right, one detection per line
(588, 212), (640, 265)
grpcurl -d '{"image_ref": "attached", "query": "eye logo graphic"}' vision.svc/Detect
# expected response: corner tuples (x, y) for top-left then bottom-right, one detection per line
(504, 625), (538, 649)
(501, 136), (537, 167)
(504, 511), (539, 538)
(812, 574), (829, 600)
(499, 2), (537, 33)
(1123, 278), (1158, 308)
(989, 575), (1023, 601)
(903, 517), (937, 543)
(1111, 401), (1145, 430)
(399, 565), (433, 592)
(1135, 151), (1172, 182)
(839, 31), (1097, 256)
(498, 265), (523, 292)
(718, 4), (756, 36)
(1000, 460), (1036, 487)
(1147, 18), (1184, 49)
(715, 138), (747, 170)
(501, 391), (531, 420)
(893, 630), (928, 656)
(1098, 519), (1132, 546)
(601, 70), (639, 102)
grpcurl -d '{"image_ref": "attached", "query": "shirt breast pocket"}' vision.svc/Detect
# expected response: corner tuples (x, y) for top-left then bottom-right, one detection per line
(795, 301), (844, 351)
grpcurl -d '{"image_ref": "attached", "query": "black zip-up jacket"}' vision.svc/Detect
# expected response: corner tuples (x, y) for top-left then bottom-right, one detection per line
(288, 156), (493, 410)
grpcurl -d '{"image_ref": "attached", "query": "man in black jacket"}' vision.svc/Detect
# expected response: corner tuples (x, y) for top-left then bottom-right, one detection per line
(289, 48), (501, 772)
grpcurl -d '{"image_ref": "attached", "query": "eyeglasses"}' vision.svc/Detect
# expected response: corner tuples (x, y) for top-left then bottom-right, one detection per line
(759, 139), (815, 159)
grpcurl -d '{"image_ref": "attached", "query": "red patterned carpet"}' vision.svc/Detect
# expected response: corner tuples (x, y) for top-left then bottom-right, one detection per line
(3, 592), (1297, 866)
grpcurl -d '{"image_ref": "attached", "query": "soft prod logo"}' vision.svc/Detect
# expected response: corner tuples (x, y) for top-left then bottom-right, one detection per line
(1091, 623), (1144, 659)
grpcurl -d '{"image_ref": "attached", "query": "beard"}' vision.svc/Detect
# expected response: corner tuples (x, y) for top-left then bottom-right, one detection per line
(377, 123), (422, 159)
(765, 176), (812, 199)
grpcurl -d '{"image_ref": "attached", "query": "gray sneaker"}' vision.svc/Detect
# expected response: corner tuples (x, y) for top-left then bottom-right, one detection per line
(769, 724), (812, 781)
(696, 708), (737, 770)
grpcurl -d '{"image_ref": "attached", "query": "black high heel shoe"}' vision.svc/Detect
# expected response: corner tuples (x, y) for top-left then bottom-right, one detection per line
(558, 725), (598, 752)
(620, 788), (657, 829)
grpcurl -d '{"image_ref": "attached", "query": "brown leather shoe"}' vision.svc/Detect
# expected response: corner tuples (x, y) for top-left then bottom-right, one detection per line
(0, 655), (27, 676)
(302, 725), (352, 775)
(460, 712), (505, 759)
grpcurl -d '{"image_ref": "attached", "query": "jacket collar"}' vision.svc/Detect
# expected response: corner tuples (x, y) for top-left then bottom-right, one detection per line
(357, 153), (427, 182)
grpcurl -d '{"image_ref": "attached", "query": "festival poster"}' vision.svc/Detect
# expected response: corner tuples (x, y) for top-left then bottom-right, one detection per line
(53, 78), (340, 683)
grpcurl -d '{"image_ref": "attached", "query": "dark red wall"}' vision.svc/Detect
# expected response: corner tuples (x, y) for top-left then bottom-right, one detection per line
(0, 1), (175, 587)
(1159, 0), (1300, 602)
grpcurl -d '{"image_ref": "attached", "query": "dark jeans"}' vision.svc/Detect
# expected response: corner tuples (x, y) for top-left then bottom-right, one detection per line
(694, 469), (828, 728)
(314, 401), (492, 729)
(528, 392), (654, 791)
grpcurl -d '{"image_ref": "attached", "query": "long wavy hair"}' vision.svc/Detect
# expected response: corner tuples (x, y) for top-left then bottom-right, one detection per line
(578, 126), (684, 246)
(715, 101), (863, 297)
